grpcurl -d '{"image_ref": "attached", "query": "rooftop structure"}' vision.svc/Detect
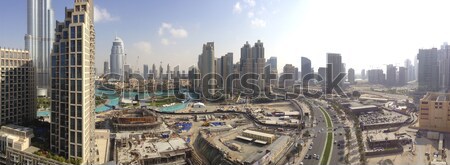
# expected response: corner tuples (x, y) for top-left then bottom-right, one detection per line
(419, 92), (450, 132)
(242, 130), (276, 144)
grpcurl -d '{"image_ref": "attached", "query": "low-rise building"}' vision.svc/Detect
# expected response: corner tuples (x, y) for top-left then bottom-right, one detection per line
(242, 130), (276, 144)
(419, 93), (450, 132)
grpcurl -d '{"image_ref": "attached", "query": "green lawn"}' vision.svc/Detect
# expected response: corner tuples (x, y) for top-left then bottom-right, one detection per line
(320, 107), (333, 165)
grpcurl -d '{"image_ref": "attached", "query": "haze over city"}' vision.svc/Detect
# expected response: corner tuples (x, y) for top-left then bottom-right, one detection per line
(2, 0), (450, 72)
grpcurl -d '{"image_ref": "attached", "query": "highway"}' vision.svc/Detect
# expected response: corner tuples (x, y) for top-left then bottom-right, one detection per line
(301, 100), (346, 165)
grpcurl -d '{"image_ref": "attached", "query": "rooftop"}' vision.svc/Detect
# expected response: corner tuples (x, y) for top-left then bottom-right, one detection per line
(423, 92), (450, 102)
(243, 130), (275, 138)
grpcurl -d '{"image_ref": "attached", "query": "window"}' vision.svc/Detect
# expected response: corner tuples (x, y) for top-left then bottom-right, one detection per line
(70, 118), (75, 129)
(77, 93), (82, 105)
(77, 40), (82, 52)
(77, 26), (82, 38)
(70, 131), (75, 143)
(79, 14), (85, 23)
(71, 27), (76, 38)
(77, 80), (82, 92)
(71, 93), (75, 104)
(70, 105), (76, 116)
(71, 40), (75, 52)
(73, 15), (78, 23)
(77, 53), (82, 65)
(71, 67), (76, 78)
(77, 106), (82, 118)
(77, 132), (82, 144)
(70, 54), (76, 65)
(77, 119), (82, 131)
(77, 67), (82, 78)
(63, 31), (68, 39)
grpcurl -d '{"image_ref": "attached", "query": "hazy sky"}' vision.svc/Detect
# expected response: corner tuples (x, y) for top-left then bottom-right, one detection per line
(1, 0), (450, 74)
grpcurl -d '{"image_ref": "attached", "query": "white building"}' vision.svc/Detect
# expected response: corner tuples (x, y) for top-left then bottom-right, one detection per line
(110, 37), (125, 75)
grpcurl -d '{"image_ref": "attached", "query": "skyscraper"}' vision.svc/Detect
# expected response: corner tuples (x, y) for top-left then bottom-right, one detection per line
(0, 48), (36, 125)
(198, 42), (216, 76)
(301, 57), (311, 81)
(361, 69), (366, 80)
(318, 67), (326, 80)
(386, 64), (397, 86)
(326, 53), (342, 93)
(103, 61), (109, 74)
(110, 37), (124, 75)
(173, 65), (180, 79)
(152, 64), (157, 79)
(143, 64), (149, 80)
(347, 68), (355, 84)
(417, 48), (439, 91)
(25, 0), (55, 95)
(239, 40), (266, 93)
(267, 57), (277, 73)
(367, 69), (385, 84)
(404, 59), (414, 82)
(220, 53), (233, 93)
(438, 43), (450, 90)
(50, 0), (95, 163)
(282, 64), (298, 88)
(398, 67), (407, 86)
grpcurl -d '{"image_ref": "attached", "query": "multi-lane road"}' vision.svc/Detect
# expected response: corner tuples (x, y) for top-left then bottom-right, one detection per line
(301, 100), (346, 165)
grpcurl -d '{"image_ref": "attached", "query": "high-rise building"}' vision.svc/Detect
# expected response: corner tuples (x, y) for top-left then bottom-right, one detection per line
(0, 48), (36, 125)
(197, 42), (216, 94)
(267, 57), (277, 73)
(103, 61), (109, 74)
(167, 64), (171, 80)
(50, 0), (96, 163)
(361, 69), (366, 80)
(239, 40), (266, 93)
(25, 0), (55, 95)
(419, 93), (450, 132)
(318, 67), (326, 80)
(398, 67), (407, 86)
(404, 59), (414, 82)
(438, 43), (450, 90)
(301, 57), (311, 81)
(109, 37), (124, 75)
(143, 64), (149, 80)
(367, 69), (385, 84)
(386, 64), (397, 86)
(347, 68), (355, 84)
(124, 64), (130, 80)
(220, 53), (233, 92)
(417, 48), (439, 91)
(152, 64), (157, 79)
(326, 53), (342, 93)
(281, 64), (298, 88)
(173, 65), (180, 79)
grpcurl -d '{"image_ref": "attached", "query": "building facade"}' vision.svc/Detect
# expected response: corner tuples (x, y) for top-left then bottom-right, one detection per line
(25, 0), (55, 95)
(50, 0), (96, 164)
(326, 53), (342, 93)
(417, 48), (439, 91)
(0, 48), (36, 125)
(386, 64), (397, 86)
(103, 61), (109, 75)
(419, 93), (450, 132)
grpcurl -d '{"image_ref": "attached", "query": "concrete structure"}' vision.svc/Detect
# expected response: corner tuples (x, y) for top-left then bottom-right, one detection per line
(197, 42), (216, 94)
(301, 57), (312, 81)
(267, 56), (277, 73)
(50, 0), (96, 163)
(361, 69), (366, 80)
(173, 65), (180, 79)
(111, 109), (162, 132)
(242, 130), (276, 144)
(25, 0), (54, 95)
(219, 53), (233, 93)
(109, 37), (124, 75)
(243, 136), (291, 165)
(419, 93), (450, 132)
(349, 105), (379, 114)
(348, 68), (355, 84)
(0, 48), (36, 125)
(417, 48), (439, 91)
(326, 53), (342, 93)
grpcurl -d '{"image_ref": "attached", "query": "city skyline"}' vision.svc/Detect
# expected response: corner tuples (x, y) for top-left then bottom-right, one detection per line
(2, 0), (450, 73)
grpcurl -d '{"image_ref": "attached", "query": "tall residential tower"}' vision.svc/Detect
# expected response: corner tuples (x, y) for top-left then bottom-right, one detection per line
(50, 0), (96, 163)
(110, 37), (124, 75)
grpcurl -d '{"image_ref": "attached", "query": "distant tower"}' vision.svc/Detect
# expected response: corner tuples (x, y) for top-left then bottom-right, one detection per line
(25, 0), (55, 96)
(110, 37), (125, 74)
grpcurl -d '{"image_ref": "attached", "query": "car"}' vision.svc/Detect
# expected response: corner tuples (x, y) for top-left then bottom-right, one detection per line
(309, 146), (312, 150)
(316, 155), (320, 160)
